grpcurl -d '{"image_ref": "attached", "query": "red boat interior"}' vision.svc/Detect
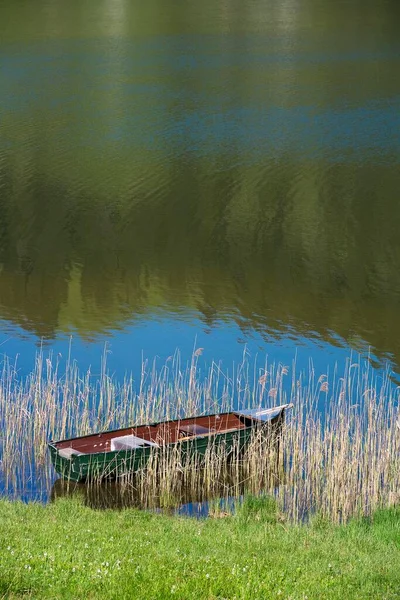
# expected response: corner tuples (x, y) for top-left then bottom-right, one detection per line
(55, 413), (253, 456)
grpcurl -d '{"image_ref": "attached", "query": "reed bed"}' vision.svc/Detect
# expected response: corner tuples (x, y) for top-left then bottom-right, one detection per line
(0, 347), (399, 523)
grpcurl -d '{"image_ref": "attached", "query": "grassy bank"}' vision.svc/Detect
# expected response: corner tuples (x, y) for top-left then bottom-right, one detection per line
(1, 497), (400, 599)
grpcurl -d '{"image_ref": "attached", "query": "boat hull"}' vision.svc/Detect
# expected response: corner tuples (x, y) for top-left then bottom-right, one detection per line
(49, 406), (289, 482)
(50, 426), (264, 483)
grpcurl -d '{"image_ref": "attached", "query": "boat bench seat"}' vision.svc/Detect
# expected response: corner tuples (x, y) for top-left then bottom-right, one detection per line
(178, 424), (211, 437)
(58, 447), (86, 460)
(110, 434), (159, 451)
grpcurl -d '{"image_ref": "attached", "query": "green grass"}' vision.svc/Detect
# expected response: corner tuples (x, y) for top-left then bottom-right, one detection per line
(1, 498), (400, 599)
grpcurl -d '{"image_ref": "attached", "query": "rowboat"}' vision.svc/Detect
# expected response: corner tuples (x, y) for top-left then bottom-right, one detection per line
(48, 404), (291, 482)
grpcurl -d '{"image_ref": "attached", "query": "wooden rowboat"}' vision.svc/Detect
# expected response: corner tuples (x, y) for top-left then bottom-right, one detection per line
(48, 404), (291, 482)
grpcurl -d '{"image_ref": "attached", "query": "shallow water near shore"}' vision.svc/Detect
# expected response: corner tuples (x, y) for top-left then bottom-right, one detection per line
(1, 0), (400, 506)
(50, 477), (245, 519)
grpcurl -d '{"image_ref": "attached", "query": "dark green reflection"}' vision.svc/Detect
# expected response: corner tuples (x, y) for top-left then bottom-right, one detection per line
(1, 155), (400, 362)
(0, 0), (400, 365)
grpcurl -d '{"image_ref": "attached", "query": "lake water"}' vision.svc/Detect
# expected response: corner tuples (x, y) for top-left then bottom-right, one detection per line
(1, 0), (400, 379)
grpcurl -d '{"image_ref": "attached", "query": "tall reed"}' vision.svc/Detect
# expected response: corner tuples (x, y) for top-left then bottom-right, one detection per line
(0, 348), (399, 523)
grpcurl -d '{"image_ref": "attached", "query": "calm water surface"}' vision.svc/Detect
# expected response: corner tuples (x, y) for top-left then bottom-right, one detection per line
(1, 0), (400, 378)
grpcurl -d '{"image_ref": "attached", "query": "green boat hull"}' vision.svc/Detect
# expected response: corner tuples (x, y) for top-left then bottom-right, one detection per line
(49, 427), (256, 483)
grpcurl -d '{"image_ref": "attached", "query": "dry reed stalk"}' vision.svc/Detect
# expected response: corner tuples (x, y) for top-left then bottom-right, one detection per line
(0, 349), (399, 523)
